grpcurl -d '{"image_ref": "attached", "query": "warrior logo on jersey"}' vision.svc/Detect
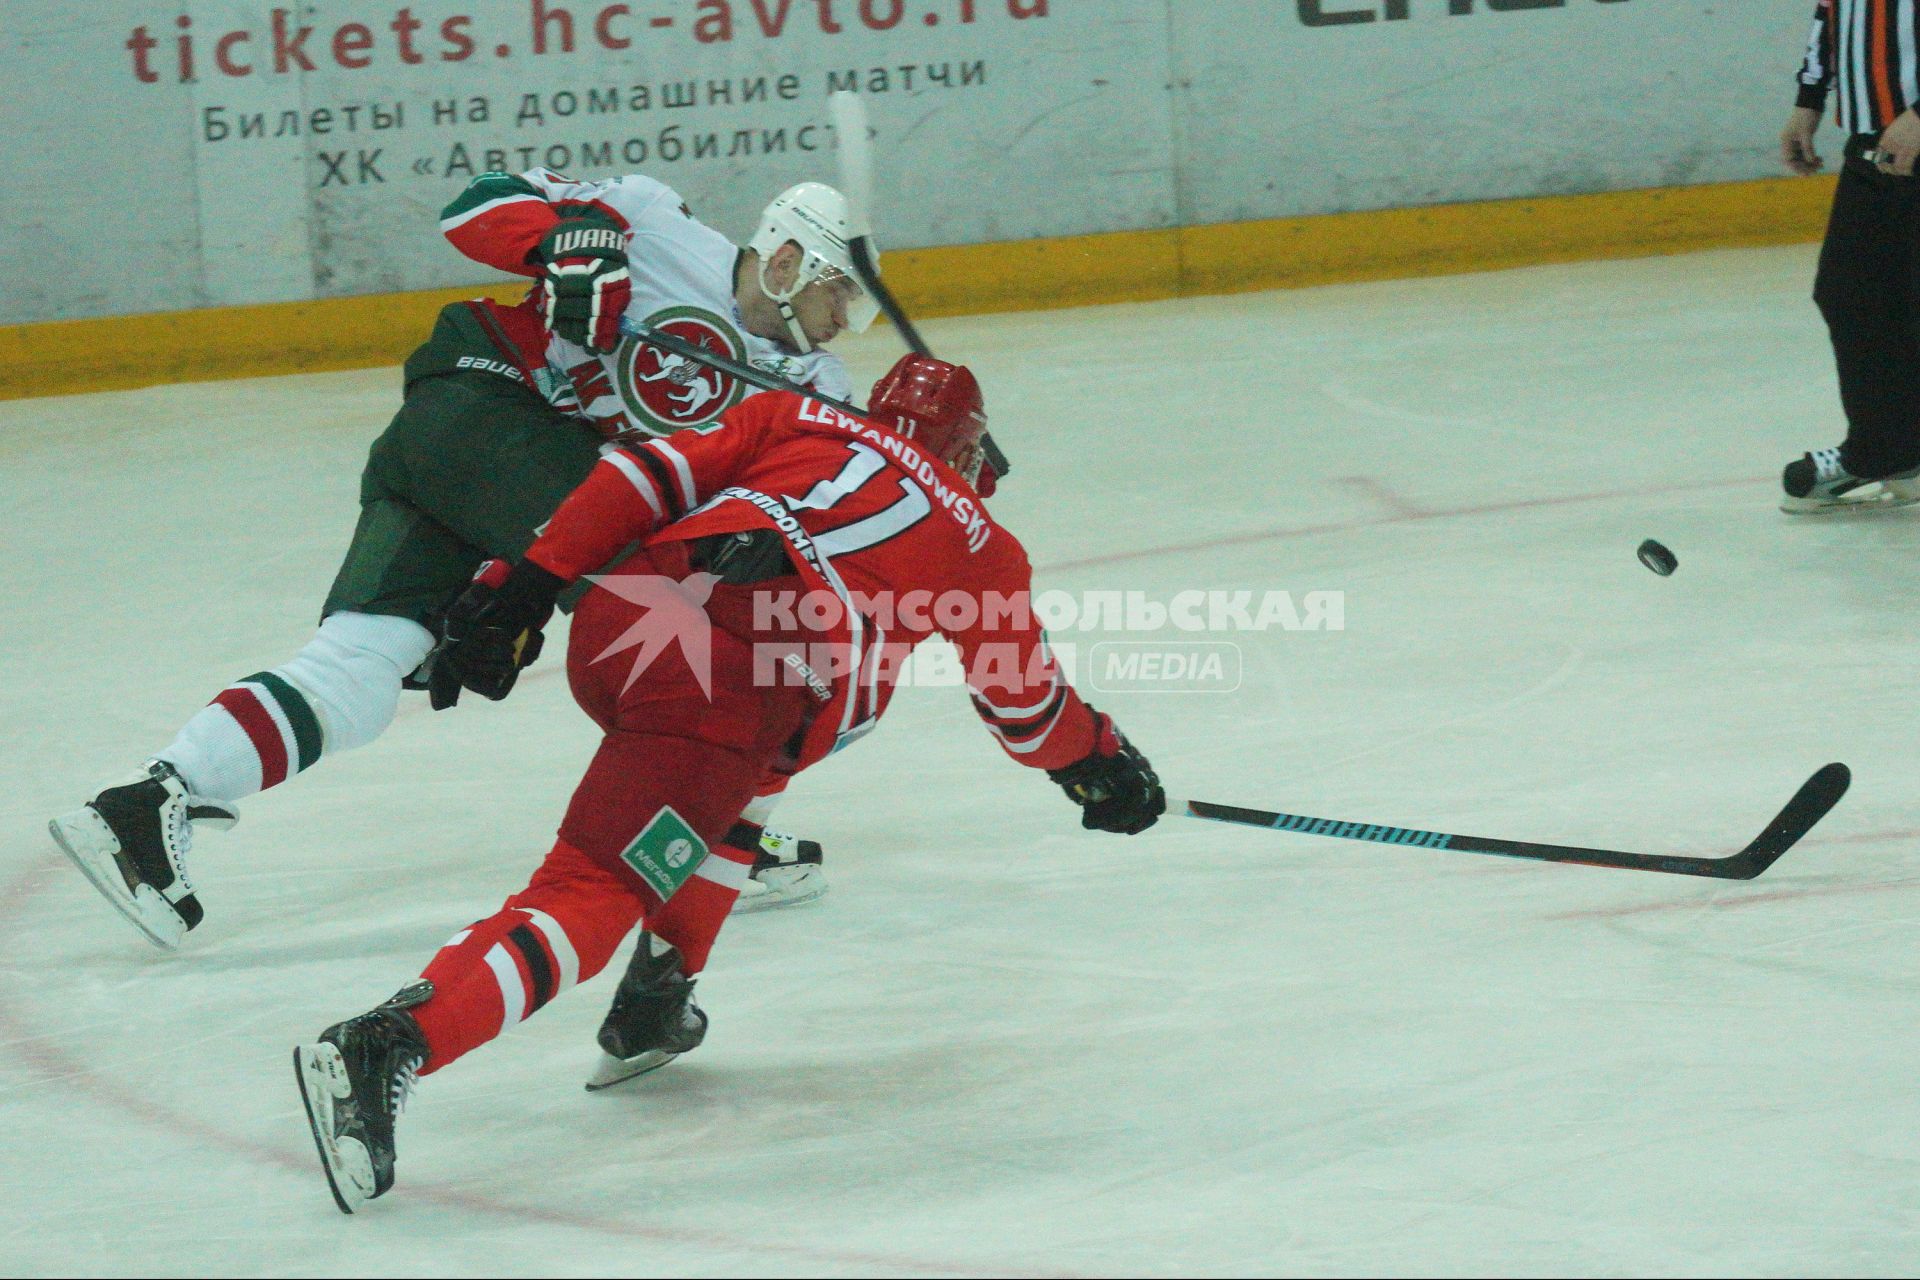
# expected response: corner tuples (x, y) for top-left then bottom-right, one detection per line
(615, 306), (749, 434)
(756, 353), (810, 386)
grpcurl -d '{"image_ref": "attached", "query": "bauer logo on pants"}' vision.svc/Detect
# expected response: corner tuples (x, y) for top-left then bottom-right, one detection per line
(618, 807), (710, 902)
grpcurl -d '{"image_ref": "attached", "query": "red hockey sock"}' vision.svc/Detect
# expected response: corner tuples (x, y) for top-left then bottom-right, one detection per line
(645, 834), (756, 975)
(411, 839), (649, 1074)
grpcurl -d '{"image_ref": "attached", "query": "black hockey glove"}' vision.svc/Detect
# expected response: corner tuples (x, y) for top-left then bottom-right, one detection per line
(430, 559), (566, 707)
(1047, 708), (1165, 835)
(536, 216), (630, 354)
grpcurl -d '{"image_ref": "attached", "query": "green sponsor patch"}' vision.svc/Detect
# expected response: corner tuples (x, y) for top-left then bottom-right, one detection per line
(617, 806), (709, 901)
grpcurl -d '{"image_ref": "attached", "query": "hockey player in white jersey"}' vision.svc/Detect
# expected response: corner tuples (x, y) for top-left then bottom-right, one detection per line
(49, 168), (878, 950)
(438, 168), (868, 438)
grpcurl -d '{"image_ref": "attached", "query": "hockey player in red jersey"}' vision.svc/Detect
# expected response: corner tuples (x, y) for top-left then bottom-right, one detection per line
(49, 170), (879, 952)
(292, 355), (1164, 1213)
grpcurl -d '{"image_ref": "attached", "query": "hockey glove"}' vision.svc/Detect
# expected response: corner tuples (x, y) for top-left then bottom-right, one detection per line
(1047, 708), (1165, 835)
(537, 216), (631, 354)
(432, 559), (565, 706)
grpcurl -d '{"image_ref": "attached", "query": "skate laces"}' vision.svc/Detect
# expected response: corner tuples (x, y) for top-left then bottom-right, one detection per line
(390, 1055), (423, 1116)
(1811, 447), (1846, 481)
(165, 801), (190, 859)
(157, 785), (199, 892)
(142, 763), (201, 884)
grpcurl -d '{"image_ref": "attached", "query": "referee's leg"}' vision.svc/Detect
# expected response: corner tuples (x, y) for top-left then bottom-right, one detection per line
(1814, 147), (1920, 479)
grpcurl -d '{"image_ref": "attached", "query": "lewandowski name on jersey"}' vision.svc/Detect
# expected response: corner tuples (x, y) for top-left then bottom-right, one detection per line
(793, 399), (992, 551)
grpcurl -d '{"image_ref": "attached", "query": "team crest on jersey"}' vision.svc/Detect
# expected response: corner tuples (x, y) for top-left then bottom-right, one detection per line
(616, 306), (749, 433)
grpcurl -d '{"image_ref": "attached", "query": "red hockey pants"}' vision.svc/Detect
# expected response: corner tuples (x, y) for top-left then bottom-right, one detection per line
(411, 549), (816, 1074)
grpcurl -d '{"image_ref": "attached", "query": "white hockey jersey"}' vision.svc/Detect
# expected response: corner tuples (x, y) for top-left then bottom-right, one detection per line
(440, 168), (852, 439)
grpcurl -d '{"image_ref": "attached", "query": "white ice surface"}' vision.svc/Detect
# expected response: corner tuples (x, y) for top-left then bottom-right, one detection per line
(4, 245), (1919, 1277)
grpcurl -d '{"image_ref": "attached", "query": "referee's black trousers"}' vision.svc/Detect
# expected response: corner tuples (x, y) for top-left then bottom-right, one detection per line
(1815, 134), (1920, 479)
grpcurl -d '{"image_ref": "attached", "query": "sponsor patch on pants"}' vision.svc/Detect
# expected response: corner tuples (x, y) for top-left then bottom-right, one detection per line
(618, 806), (710, 901)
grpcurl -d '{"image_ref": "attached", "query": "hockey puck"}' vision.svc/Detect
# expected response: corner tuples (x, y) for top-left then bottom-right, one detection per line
(1637, 539), (1677, 576)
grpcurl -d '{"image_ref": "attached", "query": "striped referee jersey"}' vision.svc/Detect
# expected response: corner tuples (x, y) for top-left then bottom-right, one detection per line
(1799, 0), (1920, 133)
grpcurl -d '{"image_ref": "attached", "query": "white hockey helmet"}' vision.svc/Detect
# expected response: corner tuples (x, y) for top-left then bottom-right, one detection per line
(748, 181), (881, 352)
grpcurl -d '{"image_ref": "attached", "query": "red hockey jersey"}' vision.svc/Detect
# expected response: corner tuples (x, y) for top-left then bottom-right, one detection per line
(525, 392), (1094, 773)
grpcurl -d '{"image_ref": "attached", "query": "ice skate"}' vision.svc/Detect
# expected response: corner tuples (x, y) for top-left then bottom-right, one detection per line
(1780, 447), (1920, 513)
(47, 761), (238, 950)
(731, 826), (827, 914)
(293, 980), (433, 1214)
(585, 933), (708, 1091)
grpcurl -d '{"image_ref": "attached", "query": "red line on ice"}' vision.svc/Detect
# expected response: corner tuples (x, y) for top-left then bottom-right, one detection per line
(1547, 827), (1920, 920)
(1038, 475), (1768, 573)
(0, 469), (1838, 1265)
(0, 858), (1081, 1278)
(1333, 475), (1432, 519)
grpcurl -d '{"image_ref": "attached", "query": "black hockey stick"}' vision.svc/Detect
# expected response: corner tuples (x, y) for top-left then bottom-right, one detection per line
(1167, 762), (1850, 880)
(616, 316), (874, 420)
(829, 91), (1012, 482)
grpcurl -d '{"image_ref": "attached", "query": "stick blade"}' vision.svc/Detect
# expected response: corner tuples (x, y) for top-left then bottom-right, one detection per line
(1725, 761), (1851, 880)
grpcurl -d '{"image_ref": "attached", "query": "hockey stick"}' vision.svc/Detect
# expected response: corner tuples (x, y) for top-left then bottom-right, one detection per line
(1166, 762), (1850, 880)
(616, 315), (873, 420)
(828, 90), (1013, 482)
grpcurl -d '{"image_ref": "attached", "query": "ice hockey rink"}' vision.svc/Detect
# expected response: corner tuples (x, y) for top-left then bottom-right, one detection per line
(5, 242), (1918, 1276)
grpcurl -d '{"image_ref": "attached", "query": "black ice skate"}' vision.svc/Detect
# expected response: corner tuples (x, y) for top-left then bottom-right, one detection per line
(47, 760), (238, 949)
(731, 824), (827, 914)
(1781, 447), (1920, 513)
(293, 980), (433, 1214)
(585, 933), (708, 1091)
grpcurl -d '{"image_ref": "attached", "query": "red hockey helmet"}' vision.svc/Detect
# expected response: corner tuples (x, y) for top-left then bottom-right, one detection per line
(867, 354), (989, 486)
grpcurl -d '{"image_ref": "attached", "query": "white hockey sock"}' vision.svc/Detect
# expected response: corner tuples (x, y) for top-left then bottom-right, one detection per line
(158, 613), (435, 803)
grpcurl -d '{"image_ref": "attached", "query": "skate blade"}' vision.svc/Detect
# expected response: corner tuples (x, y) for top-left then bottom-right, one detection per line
(294, 1043), (375, 1214)
(47, 811), (183, 951)
(584, 1049), (680, 1092)
(729, 869), (828, 916)
(1780, 487), (1920, 514)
